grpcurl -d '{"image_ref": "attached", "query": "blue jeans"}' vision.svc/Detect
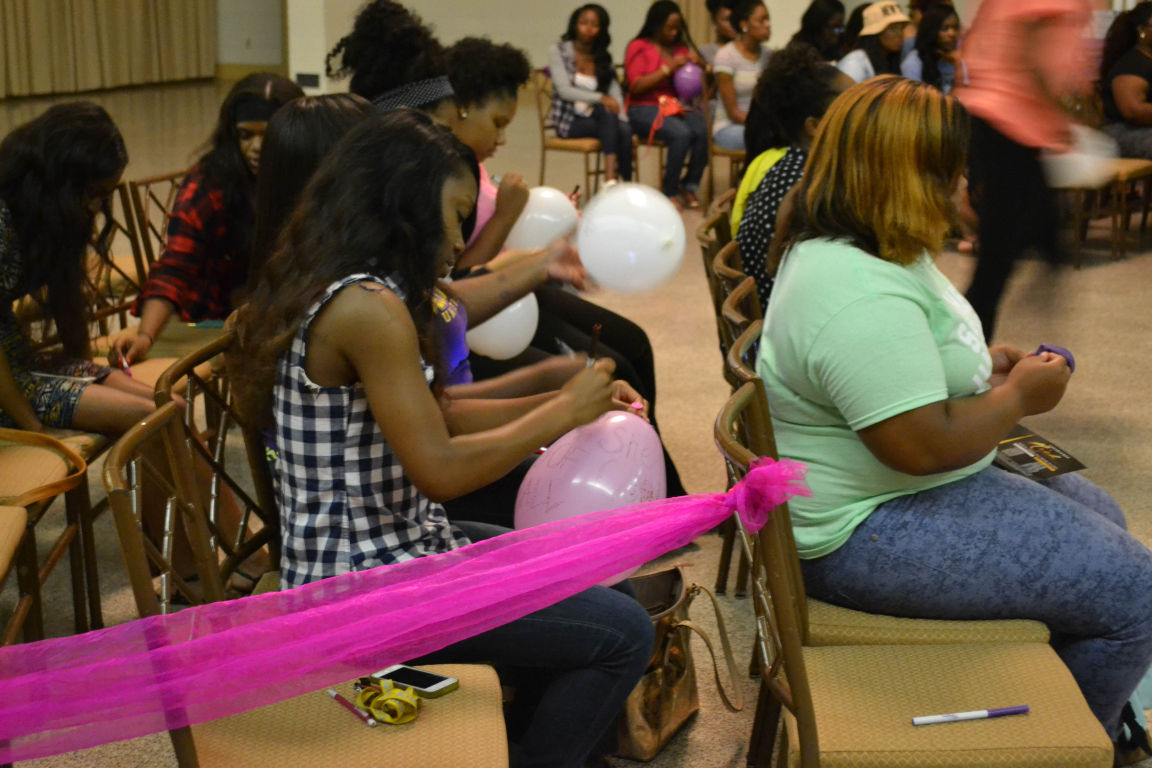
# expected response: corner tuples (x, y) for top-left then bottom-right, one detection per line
(413, 521), (654, 768)
(564, 105), (634, 181)
(801, 467), (1152, 739)
(628, 105), (707, 197)
(712, 123), (745, 152)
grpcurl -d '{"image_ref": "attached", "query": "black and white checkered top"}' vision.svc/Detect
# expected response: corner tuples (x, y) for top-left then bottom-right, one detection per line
(273, 273), (471, 589)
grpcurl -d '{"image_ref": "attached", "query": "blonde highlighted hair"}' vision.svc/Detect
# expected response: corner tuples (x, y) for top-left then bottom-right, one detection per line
(785, 75), (969, 266)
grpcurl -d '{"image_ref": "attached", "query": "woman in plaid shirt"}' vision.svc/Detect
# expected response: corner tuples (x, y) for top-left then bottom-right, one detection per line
(115, 73), (302, 365)
(232, 109), (652, 768)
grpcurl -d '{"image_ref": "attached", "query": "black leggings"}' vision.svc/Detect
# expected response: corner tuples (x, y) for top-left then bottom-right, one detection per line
(965, 116), (1062, 341)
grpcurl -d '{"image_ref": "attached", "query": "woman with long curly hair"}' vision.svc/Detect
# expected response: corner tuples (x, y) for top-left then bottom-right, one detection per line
(0, 102), (156, 433)
(548, 4), (633, 182)
(115, 72), (302, 364)
(231, 109), (651, 768)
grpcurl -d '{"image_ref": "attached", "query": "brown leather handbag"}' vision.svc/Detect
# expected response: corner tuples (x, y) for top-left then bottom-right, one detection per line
(616, 566), (743, 761)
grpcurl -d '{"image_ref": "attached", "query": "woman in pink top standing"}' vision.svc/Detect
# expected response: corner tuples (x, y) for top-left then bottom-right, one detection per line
(625, 1), (707, 208)
(955, 0), (1092, 341)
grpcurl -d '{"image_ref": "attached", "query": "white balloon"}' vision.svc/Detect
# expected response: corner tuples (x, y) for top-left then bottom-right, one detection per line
(465, 293), (539, 360)
(1042, 125), (1119, 189)
(576, 183), (686, 293)
(504, 187), (579, 250)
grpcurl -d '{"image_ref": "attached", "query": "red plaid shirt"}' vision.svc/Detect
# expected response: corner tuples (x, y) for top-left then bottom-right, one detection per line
(135, 166), (246, 321)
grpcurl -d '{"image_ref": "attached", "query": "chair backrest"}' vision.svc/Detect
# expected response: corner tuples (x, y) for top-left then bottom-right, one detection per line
(153, 329), (281, 579)
(532, 69), (557, 138)
(696, 210), (726, 313)
(129, 168), (190, 269)
(714, 382), (820, 759)
(709, 188), (736, 246)
(720, 275), (762, 360)
(17, 181), (146, 354)
(726, 318), (761, 389)
(103, 401), (227, 616)
(712, 240), (745, 301)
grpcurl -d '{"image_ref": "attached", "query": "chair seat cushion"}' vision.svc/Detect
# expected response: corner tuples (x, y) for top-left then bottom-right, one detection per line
(0, 505), (27, 580)
(807, 598), (1050, 645)
(0, 440), (75, 503)
(43, 428), (110, 462)
(544, 136), (601, 153)
(192, 664), (508, 767)
(786, 643), (1112, 768)
(1111, 157), (1152, 183)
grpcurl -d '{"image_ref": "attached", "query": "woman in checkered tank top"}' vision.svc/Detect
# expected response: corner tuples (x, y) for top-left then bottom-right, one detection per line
(231, 109), (652, 768)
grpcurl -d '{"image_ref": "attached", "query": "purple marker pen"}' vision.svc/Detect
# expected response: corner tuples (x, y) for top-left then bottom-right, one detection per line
(912, 705), (1029, 726)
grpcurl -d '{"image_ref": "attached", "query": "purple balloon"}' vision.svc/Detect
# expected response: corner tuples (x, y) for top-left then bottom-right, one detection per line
(515, 413), (666, 586)
(673, 63), (704, 101)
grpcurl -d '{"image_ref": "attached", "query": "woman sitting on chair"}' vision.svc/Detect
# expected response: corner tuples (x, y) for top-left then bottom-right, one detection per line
(625, 0), (707, 208)
(116, 73), (302, 364)
(549, 4), (633, 182)
(231, 109), (652, 768)
(836, 1), (909, 83)
(711, 0), (773, 152)
(0, 102), (157, 434)
(1100, 2), (1152, 159)
(757, 75), (1152, 745)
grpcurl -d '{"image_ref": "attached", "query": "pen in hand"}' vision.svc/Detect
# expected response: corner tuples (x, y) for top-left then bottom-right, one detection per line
(586, 323), (602, 367)
(117, 350), (133, 378)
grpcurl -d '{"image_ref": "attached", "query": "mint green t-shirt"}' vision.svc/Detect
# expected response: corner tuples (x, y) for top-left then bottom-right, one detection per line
(756, 238), (995, 559)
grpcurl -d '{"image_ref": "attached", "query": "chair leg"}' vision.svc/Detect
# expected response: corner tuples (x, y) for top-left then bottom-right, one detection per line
(69, 480), (103, 630)
(1142, 177), (1152, 234)
(715, 518), (736, 595)
(12, 527), (44, 643)
(1120, 180), (1132, 259)
(747, 678), (782, 768)
(539, 147), (547, 186)
(734, 544), (750, 599)
(62, 488), (89, 634)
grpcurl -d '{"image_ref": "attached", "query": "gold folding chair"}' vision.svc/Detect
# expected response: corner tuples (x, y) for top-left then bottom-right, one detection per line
(705, 105), (746, 209)
(0, 429), (89, 644)
(533, 69), (606, 195)
(715, 382), (1112, 768)
(101, 401), (508, 766)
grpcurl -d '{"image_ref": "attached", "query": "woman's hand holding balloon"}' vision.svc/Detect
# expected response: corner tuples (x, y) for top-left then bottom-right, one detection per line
(560, 357), (616, 427)
(670, 52), (689, 71)
(1005, 352), (1070, 415)
(610, 380), (649, 421)
(544, 238), (587, 289)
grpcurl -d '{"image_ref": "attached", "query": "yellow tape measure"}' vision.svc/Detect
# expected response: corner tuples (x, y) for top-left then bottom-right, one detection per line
(355, 678), (422, 725)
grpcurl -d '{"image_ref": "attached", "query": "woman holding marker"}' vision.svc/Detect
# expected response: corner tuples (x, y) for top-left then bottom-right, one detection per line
(758, 76), (1152, 746)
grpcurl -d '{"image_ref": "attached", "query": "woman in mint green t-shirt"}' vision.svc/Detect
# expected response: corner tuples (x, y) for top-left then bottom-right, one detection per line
(757, 75), (1152, 743)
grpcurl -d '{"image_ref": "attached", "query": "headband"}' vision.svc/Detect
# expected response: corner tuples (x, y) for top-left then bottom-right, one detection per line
(233, 96), (280, 124)
(371, 76), (455, 113)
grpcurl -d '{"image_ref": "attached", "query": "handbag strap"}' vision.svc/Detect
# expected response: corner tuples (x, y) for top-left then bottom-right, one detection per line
(0, 428), (87, 508)
(669, 583), (744, 712)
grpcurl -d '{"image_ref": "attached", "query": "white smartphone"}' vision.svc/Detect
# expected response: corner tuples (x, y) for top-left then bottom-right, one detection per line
(371, 664), (459, 698)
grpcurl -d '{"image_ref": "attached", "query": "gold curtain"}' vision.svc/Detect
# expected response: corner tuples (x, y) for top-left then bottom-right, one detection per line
(0, 0), (216, 99)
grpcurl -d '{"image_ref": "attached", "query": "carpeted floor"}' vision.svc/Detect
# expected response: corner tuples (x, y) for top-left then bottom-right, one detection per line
(4, 80), (1152, 767)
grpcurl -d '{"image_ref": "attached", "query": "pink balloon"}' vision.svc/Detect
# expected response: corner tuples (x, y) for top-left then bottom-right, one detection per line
(515, 412), (667, 585)
(673, 63), (704, 101)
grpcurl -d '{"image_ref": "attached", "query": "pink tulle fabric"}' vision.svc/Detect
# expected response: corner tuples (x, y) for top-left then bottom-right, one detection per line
(0, 458), (808, 762)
